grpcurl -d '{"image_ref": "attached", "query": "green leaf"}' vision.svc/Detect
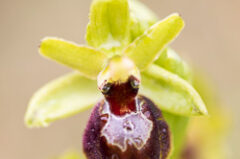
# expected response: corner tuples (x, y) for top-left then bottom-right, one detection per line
(125, 13), (184, 70)
(86, 0), (130, 52)
(163, 112), (189, 159)
(129, 0), (158, 41)
(155, 48), (192, 82)
(40, 38), (107, 79)
(25, 72), (101, 128)
(140, 64), (208, 116)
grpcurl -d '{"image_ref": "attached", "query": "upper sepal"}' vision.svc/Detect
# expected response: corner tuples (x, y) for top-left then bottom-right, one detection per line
(129, 0), (158, 41)
(86, 0), (131, 53)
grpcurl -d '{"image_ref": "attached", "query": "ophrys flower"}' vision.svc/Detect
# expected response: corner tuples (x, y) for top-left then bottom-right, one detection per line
(25, 0), (208, 159)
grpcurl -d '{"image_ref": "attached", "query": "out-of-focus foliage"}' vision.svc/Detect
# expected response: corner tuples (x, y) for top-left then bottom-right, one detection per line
(163, 112), (189, 159)
(52, 150), (85, 159)
(181, 72), (231, 159)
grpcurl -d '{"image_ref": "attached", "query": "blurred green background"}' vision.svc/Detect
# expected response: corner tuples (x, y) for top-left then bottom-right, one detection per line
(0, 0), (239, 158)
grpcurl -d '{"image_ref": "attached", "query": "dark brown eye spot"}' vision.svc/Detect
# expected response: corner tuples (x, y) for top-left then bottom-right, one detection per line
(101, 83), (112, 95)
(130, 79), (139, 89)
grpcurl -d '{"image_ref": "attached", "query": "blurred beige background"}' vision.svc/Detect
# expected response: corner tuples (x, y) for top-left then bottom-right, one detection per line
(0, 0), (239, 158)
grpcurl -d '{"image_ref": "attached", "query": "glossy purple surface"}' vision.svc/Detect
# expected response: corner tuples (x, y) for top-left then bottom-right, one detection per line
(83, 96), (170, 159)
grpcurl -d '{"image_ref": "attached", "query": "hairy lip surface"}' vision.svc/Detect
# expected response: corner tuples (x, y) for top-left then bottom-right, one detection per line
(83, 96), (171, 159)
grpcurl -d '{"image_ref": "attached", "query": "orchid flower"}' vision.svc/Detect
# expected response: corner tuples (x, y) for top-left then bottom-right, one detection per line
(25, 0), (208, 159)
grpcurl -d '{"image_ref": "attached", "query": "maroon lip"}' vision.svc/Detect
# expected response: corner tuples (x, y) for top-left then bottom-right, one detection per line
(83, 96), (171, 159)
(83, 76), (170, 159)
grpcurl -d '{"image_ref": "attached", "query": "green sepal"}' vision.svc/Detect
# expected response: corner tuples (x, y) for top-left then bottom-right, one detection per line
(155, 48), (192, 82)
(25, 72), (101, 128)
(125, 13), (184, 70)
(86, 0), (130, 53)
(129, 0), (158, 41)
(140, 64), (208, 116)
(154, 48), (193, 158)
(40, 38), (107, 79)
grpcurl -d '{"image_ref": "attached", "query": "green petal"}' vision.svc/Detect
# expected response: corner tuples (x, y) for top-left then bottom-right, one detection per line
(140, 64), (208, 116)
(155, 48), (192, 82)
(163, 112), (189, 159)
(129, 0), (158, 41)
(86, 0), (130, 53)
(25, 72), (101, 128)
(125, 13), (184, 70)
(40, 38), (107, 79)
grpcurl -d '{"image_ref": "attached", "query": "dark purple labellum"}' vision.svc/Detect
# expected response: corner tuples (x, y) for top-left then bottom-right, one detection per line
(83, 77), (171, 159)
